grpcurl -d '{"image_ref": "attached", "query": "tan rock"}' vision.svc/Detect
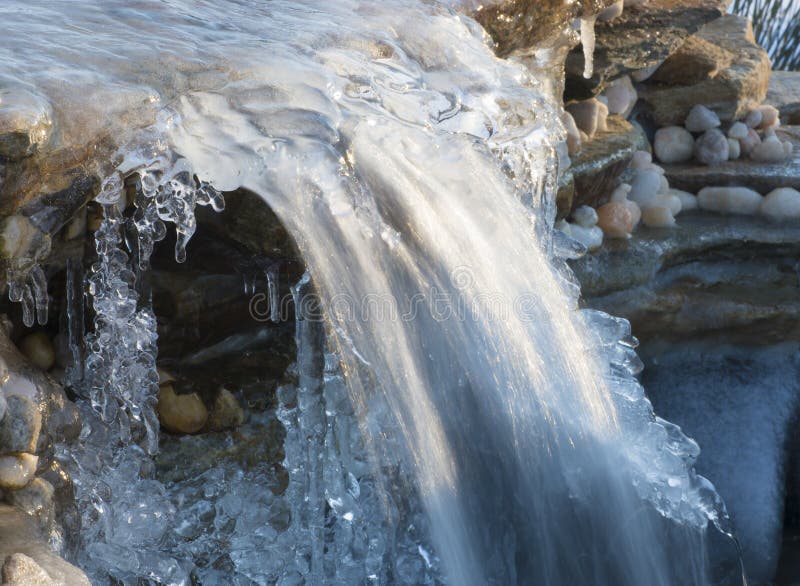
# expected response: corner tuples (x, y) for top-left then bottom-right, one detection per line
(19, 333), (55, 372)
(205, 388), (245, 432)
(597, 201), (636, 238)
(639, 15), (770, 125)
(157, 384), (208, 435)
(0, 454), (37, 490)
(2, 553), (55, 586)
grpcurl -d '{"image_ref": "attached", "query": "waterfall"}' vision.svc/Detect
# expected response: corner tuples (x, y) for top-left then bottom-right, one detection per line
(2, 0), (740, 584)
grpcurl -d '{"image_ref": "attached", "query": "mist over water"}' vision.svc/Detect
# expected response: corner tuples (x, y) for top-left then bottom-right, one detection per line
(2, 1), (740, 583)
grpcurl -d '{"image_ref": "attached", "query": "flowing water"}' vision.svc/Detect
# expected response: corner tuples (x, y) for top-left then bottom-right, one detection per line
(1, 1), (742, 584)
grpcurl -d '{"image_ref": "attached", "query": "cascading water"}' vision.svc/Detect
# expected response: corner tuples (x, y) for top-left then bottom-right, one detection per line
(1, 0), (743, 584)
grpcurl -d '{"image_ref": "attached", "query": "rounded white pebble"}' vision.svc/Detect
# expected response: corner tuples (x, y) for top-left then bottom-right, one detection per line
(685, 105), (721, 133)
(694, 128), (729, 165)
(739, 128), (761, 156)
(745, 109), (763, 129)
(669, 189), (698, 211)
(555, 219), (571, 235)
(572, 205), (598, 228)
(751, 136), (790, 163)
(654, 126), (694, 163)
(760, 187), (800, 221)
(697, 186), (763, 215)
(603, 75), (637, 118)
(631, 150), (653, 169)
(629, 169), (662, 207)
(569, 223), (604, 251)
(728, 122), (749, 140)
(642, 206), (676, 228)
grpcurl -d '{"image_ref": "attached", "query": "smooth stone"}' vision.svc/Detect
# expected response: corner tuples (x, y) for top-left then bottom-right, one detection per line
(5, 478), (55, 536)
(684, 104), (720, 133)
(751, 136), (791, 163)
(596, 201), (635, 238)
(157, 384), (208, 435)
(598, 0), (624, 21)
(766, 71), (800, 125)
(628, 169), (662, 207)
(569, 223), (604, 251)
(727, 138), (741, 160)
(610, 184), (642, 227)
(641, 205), (676, 228)
(631, 150), (652, 169)
(0, 454), (37, 490)
(205, 388), (245, 432)
(573, 205), (598, 228)
(19, 333), (55, 372)
(653, 126), (694, 163)
(728, 121), (749, 140)
(0, 395), (41, 454)
(739, 127), (761, 156)
(602, 76), (637, 118)
(694, 128), (729, 165)
(757, 105), (780, 130)
(2, 553), (55, 586)
(745, 109), (763, 129)
(670, 188), (698, 211)
(698, 187), (762, 215)
(760, 188), (800, 222)
(638, 15), (770, 125)
(563, 111), (582, 156)
(651, 193), (682, 216)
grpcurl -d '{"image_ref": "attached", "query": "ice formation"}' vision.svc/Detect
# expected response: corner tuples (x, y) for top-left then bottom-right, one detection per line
(0, 0), (745, 584)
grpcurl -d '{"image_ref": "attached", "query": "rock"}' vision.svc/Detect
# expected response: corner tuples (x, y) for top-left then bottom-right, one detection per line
(566, 98), (609, 138)
(727, 138), (741, 160)
(654, 192), (682, 216)
(610, 183), (642, 226)
(653, 126), (694, 163)
(573, 205), (598, 227)
(471, 0), (618, 57)
(602, 76), (637, 118)
(750, 136), (790, 163)
(766, 71), (800, 126)
(559, 115), (648, 211)
(760, 188), (800, 222)
(641, 205), (676, 228)
(598, 0), (625, 21)
(569, 214), (800, 343)
(205, 388), (245, 432)
(670, 188), (698, 211)
(565, 0), (729, 99)
(757, 105), (780, 130)
(5, 479), (55, 536)
(631, 150), (653, 169)
(569, 223), (605, 251)
(0, 395), (41, 454)
(596, 201), (635, 238)
(745, 109), (763, 129)
(728, 122), (749, 140)
(157, 384), (208, 435)
(628, 168), (662, 207)
(638, 15), (770, 126)
(0, 395), (5, 425)
(562, 111), (582, 156)
(663, 126), (800, 195)
(0, 454), (37, 490)
(0, 88), (53, 161)
(684, 105), (721, 133)
(739, 127), (761, 156)
(697, 186), (762, 215)
(694, 128), (729, 165)
(2, 553), (55, 586)
(0, 505), (90, 585)
(18, 334), (54, 372)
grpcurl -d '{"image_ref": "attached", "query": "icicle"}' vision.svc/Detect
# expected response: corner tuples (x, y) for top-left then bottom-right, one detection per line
(266, 265), (280, 323)
(580, 15), (597, 79)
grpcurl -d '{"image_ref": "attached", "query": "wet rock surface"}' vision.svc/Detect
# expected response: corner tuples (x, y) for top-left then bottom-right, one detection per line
(638, 15), (770, 125)
(0, 505), (89, 585)
(565, 0), (730, 99)
(571, 213), (800, 344)
(767, 71), (800, 126)
(559, 115), (649, 214)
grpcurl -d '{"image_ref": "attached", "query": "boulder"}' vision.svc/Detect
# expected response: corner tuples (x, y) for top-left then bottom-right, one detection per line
(565, 0), (731, 99)
(638, 15), (770, 125)
(766, 71), (800, 126)
(662, 126), (800, 194)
